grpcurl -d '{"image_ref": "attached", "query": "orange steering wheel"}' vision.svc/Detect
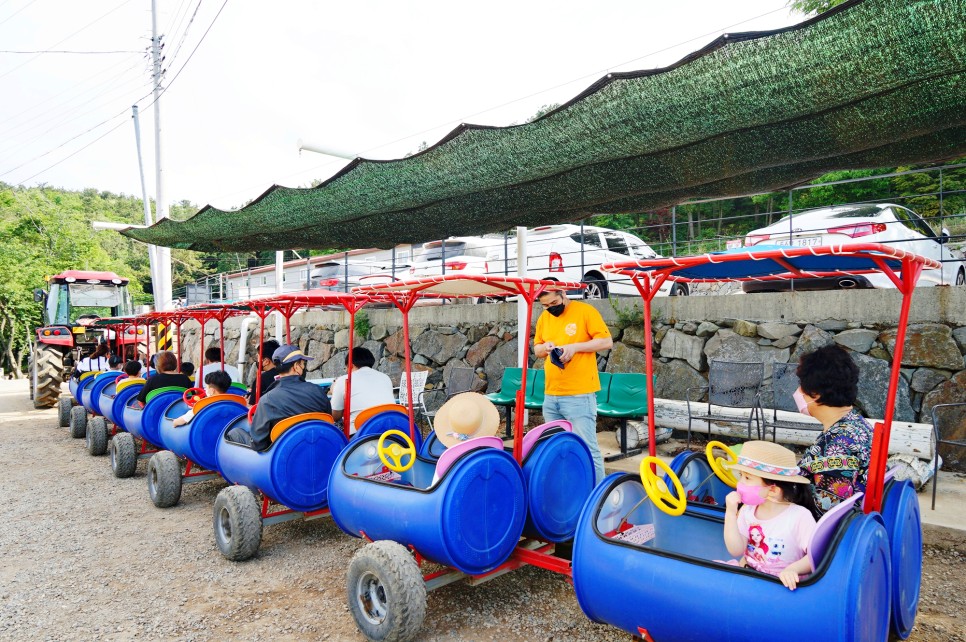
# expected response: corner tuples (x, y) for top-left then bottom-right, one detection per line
(640, 456), (687, 516)
(184, 387), (206, 407)
(377, 429), (417, 473)
(705, 441), (740, 488)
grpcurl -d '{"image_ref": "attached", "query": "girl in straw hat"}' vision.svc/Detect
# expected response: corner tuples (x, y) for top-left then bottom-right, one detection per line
(723, 441), (818, 591)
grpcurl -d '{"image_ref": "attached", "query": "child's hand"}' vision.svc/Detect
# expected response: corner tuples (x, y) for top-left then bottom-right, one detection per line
(779, 569), (800, 590)
(725, 490), (741, 512)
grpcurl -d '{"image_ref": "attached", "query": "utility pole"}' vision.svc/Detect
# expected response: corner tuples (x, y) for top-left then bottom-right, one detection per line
(131, 105), (159, 293)
(151, 0), (172, 312)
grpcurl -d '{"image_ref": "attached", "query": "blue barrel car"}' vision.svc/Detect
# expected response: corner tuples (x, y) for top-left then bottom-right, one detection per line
(211, 412), (349, 561)
(110, 386), (186, 479)
(146, 393), (248, 508)
(66, 371), (103, 438)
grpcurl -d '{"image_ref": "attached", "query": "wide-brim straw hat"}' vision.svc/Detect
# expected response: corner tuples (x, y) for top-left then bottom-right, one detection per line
(728, 440), (811, 485)
(434, 392), (501, 448)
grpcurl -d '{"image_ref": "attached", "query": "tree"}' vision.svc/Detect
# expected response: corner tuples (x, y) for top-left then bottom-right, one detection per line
(788, 0), (849, 15)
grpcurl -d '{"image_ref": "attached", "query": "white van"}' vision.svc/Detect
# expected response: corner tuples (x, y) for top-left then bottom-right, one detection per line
(486, 225), (687, 298)
(407, 237), (499, 278)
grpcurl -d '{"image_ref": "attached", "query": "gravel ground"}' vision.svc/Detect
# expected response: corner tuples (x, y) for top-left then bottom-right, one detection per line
(0, 379), (963, 641)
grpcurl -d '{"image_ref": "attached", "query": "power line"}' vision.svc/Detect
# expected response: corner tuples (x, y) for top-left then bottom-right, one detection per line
(165, 0), (204, 68)
(0, 74), (152, 158)
(0, 0), (38, 28)
(160, 0), (228, 92)
(0, 57), (146, 139)
(15, 118), (128, 186)
(0, 0), (136, 81)
(0, 49), (140, 54)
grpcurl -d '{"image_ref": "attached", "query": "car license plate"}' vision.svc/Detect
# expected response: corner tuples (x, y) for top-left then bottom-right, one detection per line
(773, 237), (820, 247)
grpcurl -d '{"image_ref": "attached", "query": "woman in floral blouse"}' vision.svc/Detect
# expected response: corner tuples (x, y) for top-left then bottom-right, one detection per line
(794, 344), (873, 514)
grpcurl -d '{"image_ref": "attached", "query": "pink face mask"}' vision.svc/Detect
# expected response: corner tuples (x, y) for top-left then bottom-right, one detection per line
(736, 481), (769, 506)
(792, 388), (812, 417)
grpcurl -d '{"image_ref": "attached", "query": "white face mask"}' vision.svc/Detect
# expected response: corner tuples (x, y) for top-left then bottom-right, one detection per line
(793, 388), (812, 417)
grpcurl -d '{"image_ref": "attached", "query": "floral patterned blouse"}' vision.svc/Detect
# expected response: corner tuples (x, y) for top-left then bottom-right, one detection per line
(798, 408), (874, 513)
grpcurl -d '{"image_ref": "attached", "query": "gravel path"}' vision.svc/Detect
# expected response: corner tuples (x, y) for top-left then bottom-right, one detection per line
(0, 379), (962, 641)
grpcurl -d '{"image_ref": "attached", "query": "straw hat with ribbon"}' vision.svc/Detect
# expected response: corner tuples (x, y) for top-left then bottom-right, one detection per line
(433, 392), (501, 448)
(728, 440), (811, 484)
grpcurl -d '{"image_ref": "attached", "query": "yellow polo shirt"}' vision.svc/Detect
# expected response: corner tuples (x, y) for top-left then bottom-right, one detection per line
(534, 300), (611, 396)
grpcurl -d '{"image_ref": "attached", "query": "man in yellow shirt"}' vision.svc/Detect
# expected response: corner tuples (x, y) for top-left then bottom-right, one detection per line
(533, 289), (613, 482)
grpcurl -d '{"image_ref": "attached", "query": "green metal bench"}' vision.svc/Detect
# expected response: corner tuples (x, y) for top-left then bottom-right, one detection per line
(486, 367), (537, 438)
(597, 372), (653, 461)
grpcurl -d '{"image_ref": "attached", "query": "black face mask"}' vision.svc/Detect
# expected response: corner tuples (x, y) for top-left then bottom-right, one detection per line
(297, 364), (307, 381)
(546, 303), (566, 317)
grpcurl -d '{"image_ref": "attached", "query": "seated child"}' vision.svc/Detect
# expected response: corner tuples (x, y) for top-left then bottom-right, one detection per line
(723, 441), (818, 591)
(123, 360), (142, 378)
(172, 370), (232, 427)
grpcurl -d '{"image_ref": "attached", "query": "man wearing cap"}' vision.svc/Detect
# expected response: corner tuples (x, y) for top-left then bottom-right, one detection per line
(533, 289), (613, 483)
(237, 344), (332, 452)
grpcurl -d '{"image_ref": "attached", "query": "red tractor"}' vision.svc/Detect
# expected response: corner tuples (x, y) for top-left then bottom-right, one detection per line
(30, 271), (140, 416)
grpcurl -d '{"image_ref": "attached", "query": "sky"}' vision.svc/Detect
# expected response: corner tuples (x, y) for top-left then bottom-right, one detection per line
(0, 0), (804, 215)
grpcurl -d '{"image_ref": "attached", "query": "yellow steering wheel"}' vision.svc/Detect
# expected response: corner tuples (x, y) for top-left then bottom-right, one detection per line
(639, 456), (687, 516)
(705, 440), (740, 488)
(377, 429), (417, 473)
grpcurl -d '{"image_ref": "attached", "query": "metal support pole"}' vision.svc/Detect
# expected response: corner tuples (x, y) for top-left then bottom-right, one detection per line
(441, 239), (447, 276)
(580, 220), (585, 276)
(671, 206), (677, 256)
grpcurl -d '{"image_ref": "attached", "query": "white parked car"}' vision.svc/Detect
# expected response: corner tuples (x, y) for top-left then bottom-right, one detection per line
(486, 224), (688, 298)
(742, 203), (966, 292)
(407, 238), (498, 279)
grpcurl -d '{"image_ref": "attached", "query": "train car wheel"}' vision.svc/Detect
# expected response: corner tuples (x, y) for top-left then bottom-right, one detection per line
(58, 397), (73, 428)
(87, 417), (108, 456)
(347, 540), (426, 642)
(148, 451), (183, 508)
(213, 486), (262, 561)
(69, 406), (88, 439)
(111, 433), (137, 478)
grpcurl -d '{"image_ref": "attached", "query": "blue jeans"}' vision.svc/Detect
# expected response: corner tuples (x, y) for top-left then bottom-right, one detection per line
(543, 393), (604, 484)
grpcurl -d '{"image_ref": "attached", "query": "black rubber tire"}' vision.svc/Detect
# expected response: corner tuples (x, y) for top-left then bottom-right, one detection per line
(58, 397), (73, 428)
(33, 345), (64, 409)
(86, 416), (108, 456)
(956, 269), (965, 286)
(110, 432), (137, 478)
(69, 405), (88, 438)
(581, 275), (609, 299)
(346, 540), (427, 642)
(670, 282), (689, 296)
(148, 451), (183, 508)
(213, 486), (262, 561)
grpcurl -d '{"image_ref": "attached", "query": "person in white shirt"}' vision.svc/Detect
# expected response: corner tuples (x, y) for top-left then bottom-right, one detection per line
(74, 343), (110, 376)
(331, 347), (394, 434)
(194, 347), (241, 385)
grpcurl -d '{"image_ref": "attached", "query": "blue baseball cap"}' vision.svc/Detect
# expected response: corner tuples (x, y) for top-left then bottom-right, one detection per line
(272, 344), (314, 365)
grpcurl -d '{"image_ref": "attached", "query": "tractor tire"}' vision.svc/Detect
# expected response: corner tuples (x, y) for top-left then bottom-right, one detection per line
(86, 416), (108, 456)
(347, 540), (427, 642)
(33, 345), (64, 409)
(111, 432), (137, 478)
(213, 486), (262, 561)
(58, 397), (73, 428)
(69, 406), (88, 438)
(148, 451), (183, 508)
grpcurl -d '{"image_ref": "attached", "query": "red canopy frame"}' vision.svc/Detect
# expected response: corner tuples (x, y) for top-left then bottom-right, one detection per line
(354, 274), (584, 463)
(231, 290), (371, 435)
(601, 243), (940, 513)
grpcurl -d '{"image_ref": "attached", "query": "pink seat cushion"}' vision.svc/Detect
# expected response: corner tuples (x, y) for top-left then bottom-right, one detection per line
(807, 492), (864, 572)
(521, 420), (572, 460)
(434, 436), (504, 481)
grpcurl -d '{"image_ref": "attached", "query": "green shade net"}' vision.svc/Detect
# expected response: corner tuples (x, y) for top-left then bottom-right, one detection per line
(124, 0), (966, 252)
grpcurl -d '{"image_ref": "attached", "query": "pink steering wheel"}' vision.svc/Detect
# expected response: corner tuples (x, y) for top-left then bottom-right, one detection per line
(115, 375), (127, 384)
(247, 404), (257, 424)
(183, 387), (206, 407)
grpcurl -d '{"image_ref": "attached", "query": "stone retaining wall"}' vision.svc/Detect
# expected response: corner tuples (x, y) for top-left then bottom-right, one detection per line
(179, 287), (966, 469)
